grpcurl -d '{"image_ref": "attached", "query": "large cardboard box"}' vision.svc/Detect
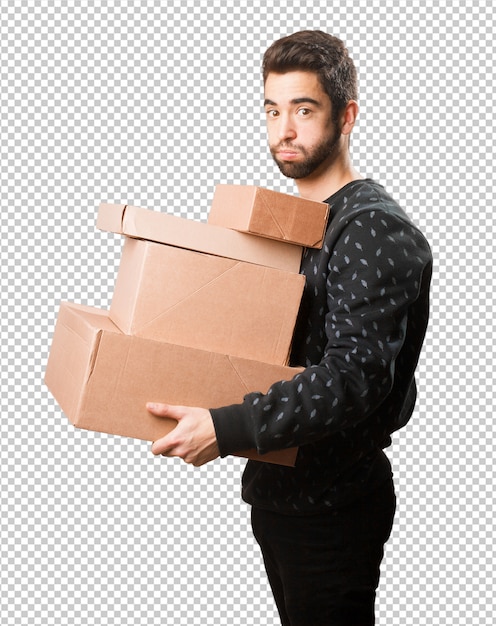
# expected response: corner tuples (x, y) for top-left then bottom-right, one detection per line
(208, 185), (330, 248)
(45, 302), (302, 466)
(97, 203), (303, 273)
(109, 238), (305, 365)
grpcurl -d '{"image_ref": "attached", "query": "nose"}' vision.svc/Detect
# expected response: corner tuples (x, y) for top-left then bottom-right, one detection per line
(277, 113), (297, 142)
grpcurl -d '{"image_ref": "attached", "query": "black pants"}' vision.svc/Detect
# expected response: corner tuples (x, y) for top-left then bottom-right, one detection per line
(251, 478), (396, 626)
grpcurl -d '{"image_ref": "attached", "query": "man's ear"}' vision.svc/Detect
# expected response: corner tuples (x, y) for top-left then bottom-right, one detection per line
(341, 100), (359, 136)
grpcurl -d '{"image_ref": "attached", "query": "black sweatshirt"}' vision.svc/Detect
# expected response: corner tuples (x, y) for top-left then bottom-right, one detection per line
(210, 179), (433, 514)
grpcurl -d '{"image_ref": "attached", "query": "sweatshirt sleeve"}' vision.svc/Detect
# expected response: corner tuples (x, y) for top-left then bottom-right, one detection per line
(210, 209), (432, 457)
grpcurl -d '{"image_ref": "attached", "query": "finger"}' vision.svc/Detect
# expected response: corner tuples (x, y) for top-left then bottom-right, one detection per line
(151, 436), (176, 456)
(151, 423), (181, 455)
(147, 402), (187, 422)
(146, 402), (171, 417)
(151, 421), (180, 451)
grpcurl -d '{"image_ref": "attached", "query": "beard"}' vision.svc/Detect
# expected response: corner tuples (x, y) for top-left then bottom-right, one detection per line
(270, 123), (341, 180)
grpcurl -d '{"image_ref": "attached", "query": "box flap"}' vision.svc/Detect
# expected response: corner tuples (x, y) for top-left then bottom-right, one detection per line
(44, 302), (119, 423)
(209, 185), (330, 248)
(96, 203), (127, 233)
(110, 239), (305, 365)
(97, 202), (303, 273)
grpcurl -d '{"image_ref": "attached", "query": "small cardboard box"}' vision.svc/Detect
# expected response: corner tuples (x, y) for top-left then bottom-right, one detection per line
(97, 203), (303, 273)
(109, 238), (305, 365)
(208, 185), (330, 248)
(45, 302), (302, 466)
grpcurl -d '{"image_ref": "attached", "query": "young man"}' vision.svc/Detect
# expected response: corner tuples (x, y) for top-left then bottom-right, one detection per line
(149, 31), (432, 625)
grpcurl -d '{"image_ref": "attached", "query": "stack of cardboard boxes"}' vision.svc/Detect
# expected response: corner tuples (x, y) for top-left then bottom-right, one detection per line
(44, 185), (329, 466)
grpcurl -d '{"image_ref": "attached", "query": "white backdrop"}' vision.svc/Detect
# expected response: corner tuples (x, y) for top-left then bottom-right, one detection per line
(1, 1), (494, 624)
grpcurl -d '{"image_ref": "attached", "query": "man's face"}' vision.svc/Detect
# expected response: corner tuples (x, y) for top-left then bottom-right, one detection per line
(264, 71), (341, 180)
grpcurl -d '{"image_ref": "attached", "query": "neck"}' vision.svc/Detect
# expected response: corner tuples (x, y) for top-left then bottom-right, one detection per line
(295, 151), (363, 202)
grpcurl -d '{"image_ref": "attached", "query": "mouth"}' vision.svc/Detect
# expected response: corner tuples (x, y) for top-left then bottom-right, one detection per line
(276, 149), (300, 161)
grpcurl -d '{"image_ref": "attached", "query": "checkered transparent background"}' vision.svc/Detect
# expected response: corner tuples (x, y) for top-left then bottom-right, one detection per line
(1, 0), (494, 624)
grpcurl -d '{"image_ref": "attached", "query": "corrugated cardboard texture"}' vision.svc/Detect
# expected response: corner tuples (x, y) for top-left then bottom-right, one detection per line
(45, 302), (302, 466)
(97, 202), (303, 273)
(110, 238), (305, 365)
(208, 185), (330, 248)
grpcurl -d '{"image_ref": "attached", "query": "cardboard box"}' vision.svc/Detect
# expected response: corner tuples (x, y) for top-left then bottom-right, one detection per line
(45, 302), (302, 466)
(97, 203), (303, 273)
(208, 185), (330, 248)
(109, 238), (305, 365)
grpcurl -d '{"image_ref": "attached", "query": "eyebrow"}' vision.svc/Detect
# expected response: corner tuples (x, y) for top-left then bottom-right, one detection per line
(264, 97), (322, 107)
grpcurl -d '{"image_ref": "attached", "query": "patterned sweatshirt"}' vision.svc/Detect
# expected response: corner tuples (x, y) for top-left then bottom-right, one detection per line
(210, 179), (433, 514)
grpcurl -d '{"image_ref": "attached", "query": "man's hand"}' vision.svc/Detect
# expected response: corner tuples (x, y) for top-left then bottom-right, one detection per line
(148, 402), (220, 467)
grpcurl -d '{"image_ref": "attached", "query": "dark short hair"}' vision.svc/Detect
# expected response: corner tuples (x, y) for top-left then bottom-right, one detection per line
(263, 30), (358, 119)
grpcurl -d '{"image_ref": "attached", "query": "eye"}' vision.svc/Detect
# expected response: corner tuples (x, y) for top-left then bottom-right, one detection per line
(266, 109), (279, 118)
(297, 107), (311, 117)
